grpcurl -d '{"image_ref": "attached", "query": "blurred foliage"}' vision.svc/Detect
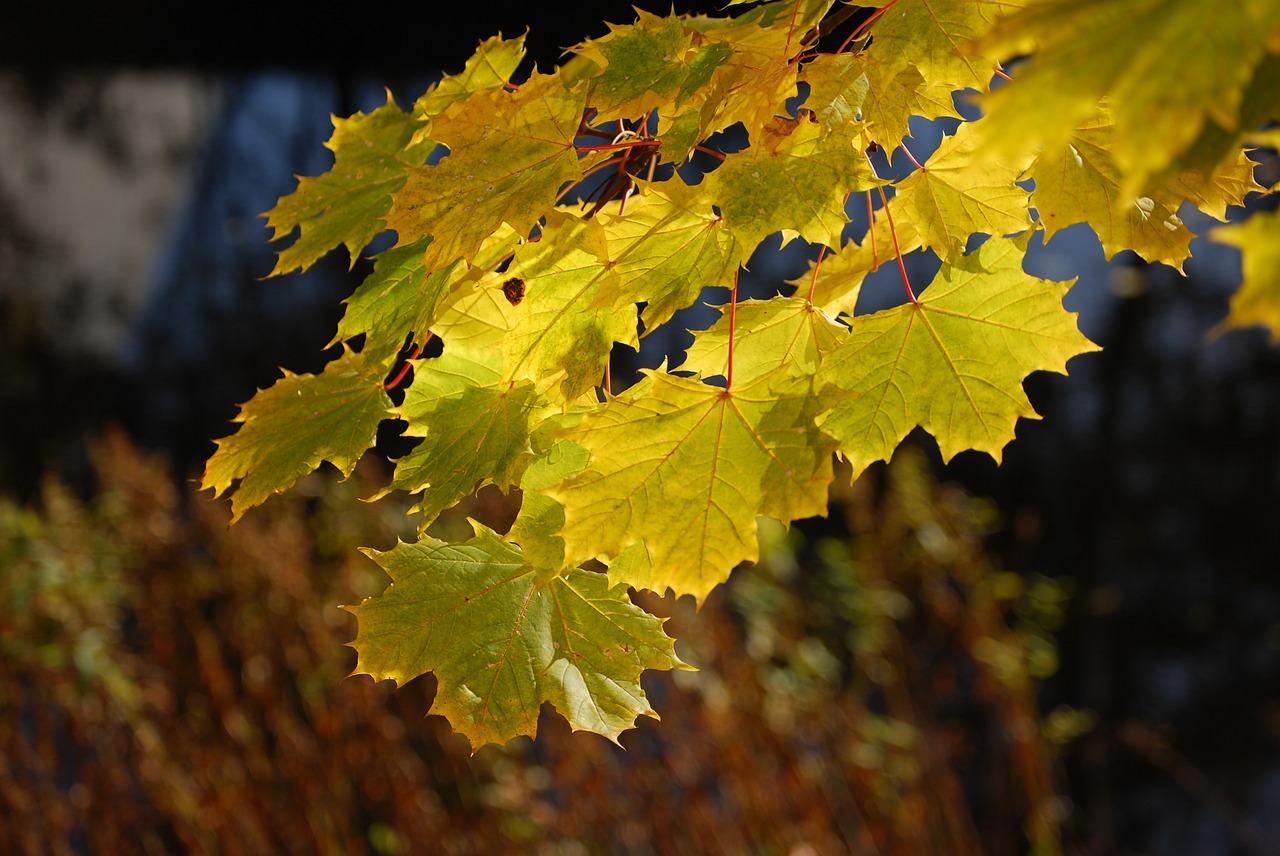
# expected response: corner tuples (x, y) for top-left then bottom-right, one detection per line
(0, 434), (1079, 854)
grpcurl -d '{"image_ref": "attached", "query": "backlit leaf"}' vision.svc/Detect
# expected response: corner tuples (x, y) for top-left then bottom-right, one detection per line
(892, 120), (1032, 261)
(704, 115), (880, 253)
(1213, 209), (1280, 342)
(548, 371), (836, 602)
(977, 0), (1280, 198)
(347, 524), (688, 750)
(386, 73), (586, 272)
(203, 346), (390, 522)
(265, 94), (433, 275)
(594, 181), (742, 331)
(817, 237), (1097, 477)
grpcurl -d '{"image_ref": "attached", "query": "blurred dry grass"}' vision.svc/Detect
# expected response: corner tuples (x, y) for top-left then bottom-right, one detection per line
(0, 433), (1078, 855)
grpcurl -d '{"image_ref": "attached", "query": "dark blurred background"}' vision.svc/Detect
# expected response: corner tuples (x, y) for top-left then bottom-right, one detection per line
(3, 4), (1280, 854)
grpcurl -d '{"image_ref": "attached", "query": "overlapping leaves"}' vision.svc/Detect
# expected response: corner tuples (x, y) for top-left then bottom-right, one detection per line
(203, 0), (1275, 750)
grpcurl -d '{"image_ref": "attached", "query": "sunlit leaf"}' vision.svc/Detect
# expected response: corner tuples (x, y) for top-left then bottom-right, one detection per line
(203, 347), (390, 522)
(347, 524), (688, 750)
(817, 237), (1098, 476)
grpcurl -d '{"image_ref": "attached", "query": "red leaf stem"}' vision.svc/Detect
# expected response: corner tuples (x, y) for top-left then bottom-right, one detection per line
(865, 190), (879, 269)
(876, 185), (916, 304)
(899, 140), (925, 172)
(574, 139), (660, 154)
(807, 244), (828, 304)
(836, 0), (896, 54)
(384, 338), (429, 391)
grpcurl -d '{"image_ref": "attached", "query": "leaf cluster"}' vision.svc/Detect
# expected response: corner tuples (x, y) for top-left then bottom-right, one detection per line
(204, 0), (1278, 749)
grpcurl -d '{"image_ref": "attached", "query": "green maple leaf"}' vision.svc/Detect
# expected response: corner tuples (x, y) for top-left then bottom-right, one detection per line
(413, 33), (528, 122)
(594, 181), (742, 332)
(385, 73), (586, 272)
(506, 436), (592, 572)
(334, 237), (462, 364)
(547, 370), (836, 602)
(203, 346), (390, 522)
(977, 0), (1280, 198)
(704, 115), (880, 254)
(1213, 208), (1280, 342)
(1027, 109), (1261, 271)
(817, 237), (1097, 477)
(855, 59), (961, 152)
(892, 120), (1032, 261)
(676, 0), (831, 142)
(568, 10), (699, 120)
(347, 523), (688, 750)
(381, 352), (545, 529)
(265, 94), (433, 275)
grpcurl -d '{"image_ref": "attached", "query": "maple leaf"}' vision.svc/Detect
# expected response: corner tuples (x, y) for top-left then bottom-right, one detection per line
(703, 115), (881, 254)
(264, 94), (433, 276)
(413, 33), (528, 122)
(679, 296), (846, 386)
(203, 346), (390, 522)
(547, 370), (837, 602)
(891, 120), (1032, 261)
(799, 52), (871, 131)
(675, 0), (831, 143)
(855, 58), (960, 152)
(861, 0), (1014, 94)
(333, 237), (463, 365)
(346, 523), (688, 750)
(816, 236), (1097, 477)
(381, 351), (545, 529)
(499, 211), (638, 403)
(568, 10), (701, 120)
(506, 436), (592, 572)
(385, 73), (586, 272)
(977, 0), (1280, 198)
(1026, 108), (1261, 271)
(593, 180), (742, 332)
(1213, 208), (1280, 342)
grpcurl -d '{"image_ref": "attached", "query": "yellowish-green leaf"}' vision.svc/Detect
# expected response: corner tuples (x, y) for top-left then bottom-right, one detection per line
(347, 524), (688, 750)
(203, 346), (391, 522)
(817, 236), (1097, 477)
(800, 52), (871, 130)
(679, 296), (846, 386)
(548, 370), (836, 602)
(1028, 108), (1262, 271)
(863, 0), (1014, 93)
(386, 73), (585, 271)
(677, 1), (827, 141)
(265, 93), (433, 275)
(334, 236), (463, 364)
(892, 120), (1032, 261)
(506, 438), (593, 574)
(570, 11), (699, 120)
(594, 181), (742, 332)
(382, 351), (545, 529)
(1213, 209), (1280, 342)
(704, 116), (881, 254)
(500, 211), (637, 402)
(978, 0), (1280, 199)
(414, 33), (528, 122)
